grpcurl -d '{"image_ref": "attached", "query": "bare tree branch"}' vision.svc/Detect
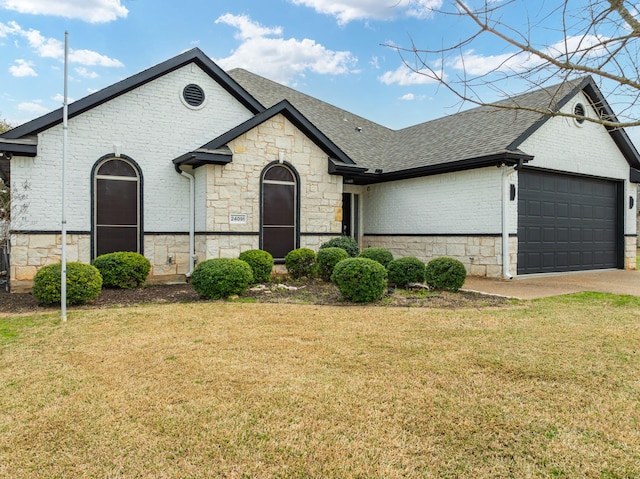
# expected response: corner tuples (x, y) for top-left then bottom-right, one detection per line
(385, 0), (640, 129)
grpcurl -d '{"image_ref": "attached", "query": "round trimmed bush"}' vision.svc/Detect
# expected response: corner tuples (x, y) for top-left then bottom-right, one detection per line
(32, 262), (103, 306)
(387, 256), (426, 288)
(319, 236), (359, 257)
(331, 257), (388, 303)
(239, 249), (274, 283)
(359, 247), (394, 268)
(191, 258), (253, 299)
(425, 256), (467, 292)
(92, 251), (150, 289)
(317, 247), (349, 281)
(285, 248), (316, 279)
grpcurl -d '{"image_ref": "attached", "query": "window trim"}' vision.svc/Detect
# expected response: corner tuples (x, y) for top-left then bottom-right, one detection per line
(90, 154), (144, 259)
(259, 161), (300, 261)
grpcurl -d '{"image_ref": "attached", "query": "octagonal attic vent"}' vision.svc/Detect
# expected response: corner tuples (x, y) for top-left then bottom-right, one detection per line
(183, 84), (205, 107)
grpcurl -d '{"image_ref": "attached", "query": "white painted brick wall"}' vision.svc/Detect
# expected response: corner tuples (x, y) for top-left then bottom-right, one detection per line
(363, 167), (510, 234)
(519, 90), (637, 235)
(12, 63), (254, 233)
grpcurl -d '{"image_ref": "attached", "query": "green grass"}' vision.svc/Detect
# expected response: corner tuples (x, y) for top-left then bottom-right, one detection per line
(1, 296), (640, 478)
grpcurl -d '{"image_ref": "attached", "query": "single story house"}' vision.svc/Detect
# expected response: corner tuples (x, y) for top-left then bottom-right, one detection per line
(1, 48), (638, 292)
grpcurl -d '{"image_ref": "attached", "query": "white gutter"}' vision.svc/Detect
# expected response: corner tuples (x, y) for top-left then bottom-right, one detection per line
(501, 164), (518, 280)
(179, 168), (196, 276)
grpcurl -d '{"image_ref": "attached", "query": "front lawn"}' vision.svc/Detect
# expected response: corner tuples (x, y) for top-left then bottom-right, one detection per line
(1, 294), (639, 477)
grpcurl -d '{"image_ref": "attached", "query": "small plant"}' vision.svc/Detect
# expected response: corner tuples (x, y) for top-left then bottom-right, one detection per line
(285, 248), (317, 279)
(425, 256), (467, 292)
(331, 257), (387, 303)
(32, 262), (103, 305)
(319, 236), (359, 257)
(92, 251), (150, 289)
(316, 247), (349, 281)
(239, 249), (274, 283)
(387, 256), (426, 288)
(190, 258), (253, 300)
(359, 247), (394, 268)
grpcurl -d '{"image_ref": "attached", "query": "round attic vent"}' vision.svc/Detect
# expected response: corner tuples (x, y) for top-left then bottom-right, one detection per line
(183, 84), (205, 107)
(574, 102), (586, 124)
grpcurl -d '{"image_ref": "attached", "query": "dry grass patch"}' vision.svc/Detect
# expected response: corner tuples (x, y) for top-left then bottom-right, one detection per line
(1, 294), (640, 477)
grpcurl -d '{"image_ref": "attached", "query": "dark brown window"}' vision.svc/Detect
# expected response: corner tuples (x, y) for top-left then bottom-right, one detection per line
(94, 158), (140, 257)
(261, 164), (297, 260)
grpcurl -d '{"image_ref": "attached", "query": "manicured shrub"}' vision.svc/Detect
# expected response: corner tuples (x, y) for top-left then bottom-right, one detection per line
(319, 236), (359, 257)
(425, 256), (467, 292)
(190, 258), (253, 299)
(317, 247), (349, 281)
(32, 262), (103, 306)
(284, 248), (317, 279)
(387, 256), (426, 288)
(331, 257), (387, 303)
(92, 251), (150, 289)
(239, 249), (274, 283)
(359, 247), (394, 268)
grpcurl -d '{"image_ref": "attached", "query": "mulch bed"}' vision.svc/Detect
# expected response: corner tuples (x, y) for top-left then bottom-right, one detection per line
(0, 279), (513, 315)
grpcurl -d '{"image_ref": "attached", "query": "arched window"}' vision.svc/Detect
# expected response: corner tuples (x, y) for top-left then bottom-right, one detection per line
(261, 163), (298, 260)
(93, 157), (141, 257)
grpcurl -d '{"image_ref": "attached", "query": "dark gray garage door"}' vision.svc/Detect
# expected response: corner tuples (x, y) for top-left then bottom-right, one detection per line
(518, 170), (621, 274)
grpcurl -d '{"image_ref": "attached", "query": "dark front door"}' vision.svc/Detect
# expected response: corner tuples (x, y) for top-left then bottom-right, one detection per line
(517, 169), (620, 274)
(262, 165), (297, 260)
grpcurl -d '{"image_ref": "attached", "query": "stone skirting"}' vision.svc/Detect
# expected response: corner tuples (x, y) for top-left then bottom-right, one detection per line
(363, 234), (517, 279)
(8, 232), (345, 292)
(9, 233), (92, 292)
(625, 236), (637, 270)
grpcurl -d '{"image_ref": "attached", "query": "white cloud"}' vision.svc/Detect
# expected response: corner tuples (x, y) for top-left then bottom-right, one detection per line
(378, 64), (440, 85)
(289, 0), (443, 25)
(17, 101), (50, 115)
(9, 59), (37, 77)
(74, 66), (98, 79)
(52, 93), (75, 103)
(448, 35), (609, 76)
(0, 21), (123, 67)
(214, 13), (357, 84)
(0, 0), (128, 23)
(215, 13), (282, 40)
(70, 49), (122, 67)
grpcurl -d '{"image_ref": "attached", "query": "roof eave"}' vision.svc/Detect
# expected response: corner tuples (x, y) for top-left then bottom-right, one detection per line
(352, 151), (533, 185)
(204, 100), (357, 166)
(172, 149), (233, 172)
(0, 139), (37, 157)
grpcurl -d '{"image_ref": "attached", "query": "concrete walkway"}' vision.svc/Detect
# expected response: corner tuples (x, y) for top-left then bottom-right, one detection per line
(462, 269), (640, 300)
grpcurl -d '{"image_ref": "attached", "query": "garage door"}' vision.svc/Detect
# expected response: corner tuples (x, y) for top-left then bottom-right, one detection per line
(517, 170), (621, 274)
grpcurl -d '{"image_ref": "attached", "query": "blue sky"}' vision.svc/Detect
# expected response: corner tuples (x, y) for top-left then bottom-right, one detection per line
(1, 0), (637, 143)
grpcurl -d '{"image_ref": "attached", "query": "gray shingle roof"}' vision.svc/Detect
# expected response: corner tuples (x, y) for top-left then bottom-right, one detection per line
(228, 69), (585, 173)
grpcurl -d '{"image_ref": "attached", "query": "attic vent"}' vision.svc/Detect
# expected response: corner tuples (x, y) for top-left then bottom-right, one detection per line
(574, 103), (586, 124)
(183, 84), (205, 107)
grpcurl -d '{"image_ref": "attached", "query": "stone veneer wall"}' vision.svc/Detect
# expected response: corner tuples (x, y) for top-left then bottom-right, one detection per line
(625, 236), (638, 270)
(10, 233), (201, 292)
(363, 234), (517, 279)
(9, 233), (91, 292)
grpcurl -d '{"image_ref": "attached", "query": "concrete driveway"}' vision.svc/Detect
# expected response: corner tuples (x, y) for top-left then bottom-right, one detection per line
(462, 269), (640, 300)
